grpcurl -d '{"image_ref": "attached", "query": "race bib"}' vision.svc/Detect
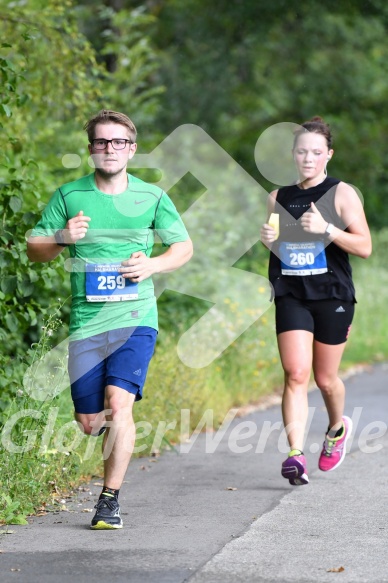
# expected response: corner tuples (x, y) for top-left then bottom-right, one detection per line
(280, 241), (328, 276)
(85, 263), (138, 302)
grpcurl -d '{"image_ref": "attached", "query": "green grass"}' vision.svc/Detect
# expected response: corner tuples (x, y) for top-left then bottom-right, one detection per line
(1, 231), (387, 523)
(343, 232), (388, 364)
(0, 378), (103, 524)
(0, 308), (282, 524)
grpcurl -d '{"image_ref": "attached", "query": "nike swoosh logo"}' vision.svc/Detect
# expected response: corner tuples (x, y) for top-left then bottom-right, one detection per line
(134, 199), (148, 204)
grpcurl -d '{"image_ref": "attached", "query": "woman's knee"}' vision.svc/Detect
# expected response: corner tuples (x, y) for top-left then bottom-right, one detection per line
(284, 366), (311, 388)
(314, 372), (338, 394)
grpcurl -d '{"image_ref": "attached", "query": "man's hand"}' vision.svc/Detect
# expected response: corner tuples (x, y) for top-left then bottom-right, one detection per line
(62, 210), (91, 244)
(27, 210), (91, 262)
(120, 241), (193, 283)
(120, 252), (156, 283)
(300, 202), (327, 234)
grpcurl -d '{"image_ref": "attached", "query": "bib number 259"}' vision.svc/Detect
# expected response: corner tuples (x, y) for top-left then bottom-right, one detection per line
(85, 262), (138, 301)
(97, 275), (126, 290)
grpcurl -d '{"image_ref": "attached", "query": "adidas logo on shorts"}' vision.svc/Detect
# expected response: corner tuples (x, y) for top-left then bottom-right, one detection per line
(335, 306), (346, 312)
(133, 369), (142, 376)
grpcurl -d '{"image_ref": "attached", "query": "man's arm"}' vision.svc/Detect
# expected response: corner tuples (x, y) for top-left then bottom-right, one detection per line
(27, 236), (65, 263)
(27, 210), (91, 263)
(120, 239), (193, 283)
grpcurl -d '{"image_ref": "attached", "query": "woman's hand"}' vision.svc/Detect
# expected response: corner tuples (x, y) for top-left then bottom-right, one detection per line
(260, 223), (278, 245)
(300, 202), (327, 234)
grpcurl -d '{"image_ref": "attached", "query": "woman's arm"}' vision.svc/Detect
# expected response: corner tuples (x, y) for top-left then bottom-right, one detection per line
(300, 182), (372, 259)
(330, 182), (372, 258)
(260, 190), (279, 248)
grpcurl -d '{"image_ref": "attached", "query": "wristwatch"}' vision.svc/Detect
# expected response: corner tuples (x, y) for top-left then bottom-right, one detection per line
(325, 223), (334, 236)
(54, 230), (69, 247)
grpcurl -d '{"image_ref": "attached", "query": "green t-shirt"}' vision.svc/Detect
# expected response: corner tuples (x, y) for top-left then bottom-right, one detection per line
(31, 173), (190, 339)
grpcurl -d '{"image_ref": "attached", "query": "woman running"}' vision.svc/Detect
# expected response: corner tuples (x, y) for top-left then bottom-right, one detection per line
(260, 116), (371, 485)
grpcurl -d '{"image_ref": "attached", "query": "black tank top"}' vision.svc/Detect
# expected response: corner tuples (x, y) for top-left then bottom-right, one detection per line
(268, 176), (356, 302)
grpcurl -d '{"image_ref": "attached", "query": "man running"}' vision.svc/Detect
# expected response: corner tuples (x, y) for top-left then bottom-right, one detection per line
(27, 109), (193, 528)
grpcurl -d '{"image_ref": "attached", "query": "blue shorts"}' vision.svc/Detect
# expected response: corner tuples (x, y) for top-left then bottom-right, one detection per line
(68, 326), (157, 414)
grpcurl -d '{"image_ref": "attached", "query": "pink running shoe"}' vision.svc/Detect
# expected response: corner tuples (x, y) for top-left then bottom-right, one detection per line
(319, 415), (353, 472)
(281, 451), (309, 485)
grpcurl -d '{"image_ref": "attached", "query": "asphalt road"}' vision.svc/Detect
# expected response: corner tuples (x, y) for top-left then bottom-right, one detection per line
(1, 364), (388, 583)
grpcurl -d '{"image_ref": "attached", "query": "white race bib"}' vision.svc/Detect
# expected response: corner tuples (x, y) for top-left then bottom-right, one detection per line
(85, 263), (138, 302)
(280, 241), (328, 276)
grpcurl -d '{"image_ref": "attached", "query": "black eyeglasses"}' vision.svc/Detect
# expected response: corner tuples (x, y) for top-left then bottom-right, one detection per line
(91, 138), (132, 150)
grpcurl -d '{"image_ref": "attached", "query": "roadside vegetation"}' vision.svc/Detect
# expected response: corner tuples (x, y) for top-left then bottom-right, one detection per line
(1, 0), (388, 524)
(0, 243), (385, 524)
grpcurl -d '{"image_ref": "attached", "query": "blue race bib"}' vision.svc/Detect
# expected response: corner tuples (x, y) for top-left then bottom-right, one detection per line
(85, 263), (138, 302)
(280, 241), (328, 276)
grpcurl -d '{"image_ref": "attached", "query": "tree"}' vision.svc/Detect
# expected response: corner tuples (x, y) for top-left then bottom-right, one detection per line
(150, 0), (388, 227)
(0, 0), (168, 415)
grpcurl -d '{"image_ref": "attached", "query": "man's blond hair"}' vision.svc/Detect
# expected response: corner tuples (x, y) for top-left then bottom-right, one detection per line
(83, 109), (137, 142)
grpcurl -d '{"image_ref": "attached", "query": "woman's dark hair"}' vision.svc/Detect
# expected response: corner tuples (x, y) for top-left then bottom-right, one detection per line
(293, 116), (333, 149)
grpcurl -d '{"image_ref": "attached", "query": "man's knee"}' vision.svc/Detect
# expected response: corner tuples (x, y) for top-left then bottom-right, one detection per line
(104, 387), (136, 420)
(75, 411), (108, 436)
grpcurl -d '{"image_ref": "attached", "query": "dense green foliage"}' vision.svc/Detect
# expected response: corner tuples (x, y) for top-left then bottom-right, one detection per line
(1, 0), (388, 521)
(3, 0), (388, 368)
(0, 0), (100, 412)
(151, 0), (388, 227)
(0, 0), (164, 411)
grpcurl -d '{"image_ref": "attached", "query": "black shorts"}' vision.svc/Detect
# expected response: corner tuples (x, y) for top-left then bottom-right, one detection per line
(275, 295), (355, 345)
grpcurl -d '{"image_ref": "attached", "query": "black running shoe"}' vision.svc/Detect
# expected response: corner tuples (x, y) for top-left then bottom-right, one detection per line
(91, 426), (107, 437)
(90, 496), (123, 530)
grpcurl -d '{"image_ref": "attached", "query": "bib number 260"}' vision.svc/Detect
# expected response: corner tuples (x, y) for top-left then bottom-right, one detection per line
(279, 241), (328, 276)
(289, 252), (315, 267)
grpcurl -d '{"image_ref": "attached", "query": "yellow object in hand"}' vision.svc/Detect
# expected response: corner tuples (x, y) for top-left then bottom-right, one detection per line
(268, 213), (279, 240)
